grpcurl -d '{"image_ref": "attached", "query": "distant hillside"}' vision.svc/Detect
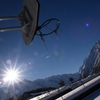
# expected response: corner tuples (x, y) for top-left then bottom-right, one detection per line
(0, 41), (100, 99)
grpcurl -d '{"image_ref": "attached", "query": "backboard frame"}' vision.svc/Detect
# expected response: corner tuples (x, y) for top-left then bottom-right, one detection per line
(18, 0), (40, 45)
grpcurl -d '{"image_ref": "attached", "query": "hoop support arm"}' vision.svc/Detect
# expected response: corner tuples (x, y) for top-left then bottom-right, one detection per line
(0, 16), (18, 21)
(0, 26), (22, 32)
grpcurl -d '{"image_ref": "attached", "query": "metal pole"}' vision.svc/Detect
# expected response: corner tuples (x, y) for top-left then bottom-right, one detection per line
(0, 16), (18, 21)
(0, 26), (22, 32)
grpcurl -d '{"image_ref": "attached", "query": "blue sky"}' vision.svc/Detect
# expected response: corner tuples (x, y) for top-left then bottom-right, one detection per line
(0, 0), (100, 81)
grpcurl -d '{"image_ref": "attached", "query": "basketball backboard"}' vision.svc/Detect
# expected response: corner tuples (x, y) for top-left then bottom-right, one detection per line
(18, 0), (40, 45)
(0, 0), (60, 47)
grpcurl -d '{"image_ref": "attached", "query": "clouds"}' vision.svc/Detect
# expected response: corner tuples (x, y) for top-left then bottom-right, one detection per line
(45, 55), (50, 59)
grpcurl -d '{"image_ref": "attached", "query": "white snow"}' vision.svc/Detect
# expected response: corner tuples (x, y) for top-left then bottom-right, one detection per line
(79, 40), (100, 78)
(94, 96), (100, 100)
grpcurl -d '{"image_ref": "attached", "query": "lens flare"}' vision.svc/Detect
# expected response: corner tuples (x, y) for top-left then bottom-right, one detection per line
(3, 67), (20, 84)
(0, 59), (25, 87)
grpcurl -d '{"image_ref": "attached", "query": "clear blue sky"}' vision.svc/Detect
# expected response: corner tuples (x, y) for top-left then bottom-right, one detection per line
(0, 0), (100, 81)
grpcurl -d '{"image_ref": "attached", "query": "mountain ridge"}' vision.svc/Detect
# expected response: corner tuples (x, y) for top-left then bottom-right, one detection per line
(0, 41), (100, 99)
(79, 40), (100, 78)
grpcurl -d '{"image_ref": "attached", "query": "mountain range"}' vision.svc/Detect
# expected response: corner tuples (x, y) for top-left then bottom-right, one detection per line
(0, 41), (100, 99)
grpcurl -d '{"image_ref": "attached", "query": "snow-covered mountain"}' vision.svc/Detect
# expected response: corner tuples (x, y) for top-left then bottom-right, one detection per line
(79, 40), (100, 78)
(0, 73), (80, 99)
(8, 72), (80, 97)
(0, 41), (100, 99)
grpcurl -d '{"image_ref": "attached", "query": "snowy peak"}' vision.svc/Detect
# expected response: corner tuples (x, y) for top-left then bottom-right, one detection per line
(91, 40), (100, 54)
(79, 41), (100, 78)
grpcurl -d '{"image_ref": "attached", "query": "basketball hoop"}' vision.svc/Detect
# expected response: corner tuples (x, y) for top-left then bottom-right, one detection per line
(37, 18), (60, 36)
(35, 18), (61, 50)
(0, 0), (61, 49)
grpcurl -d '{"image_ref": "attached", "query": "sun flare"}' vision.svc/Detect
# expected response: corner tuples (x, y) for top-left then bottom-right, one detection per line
(1, 65), (23, 86)
(0, 59), (26, 87)
(3, 68), (19, 83)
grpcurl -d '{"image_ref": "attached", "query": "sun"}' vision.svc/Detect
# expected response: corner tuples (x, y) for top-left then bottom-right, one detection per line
(0, 59), (26, 87)
(1, 63), (23, 86)
(3, 68), (20, 84)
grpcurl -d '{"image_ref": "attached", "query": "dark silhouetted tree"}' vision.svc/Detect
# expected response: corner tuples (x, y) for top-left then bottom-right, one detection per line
(69, 77), (74, 83)
(59, 79), (65, 87)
